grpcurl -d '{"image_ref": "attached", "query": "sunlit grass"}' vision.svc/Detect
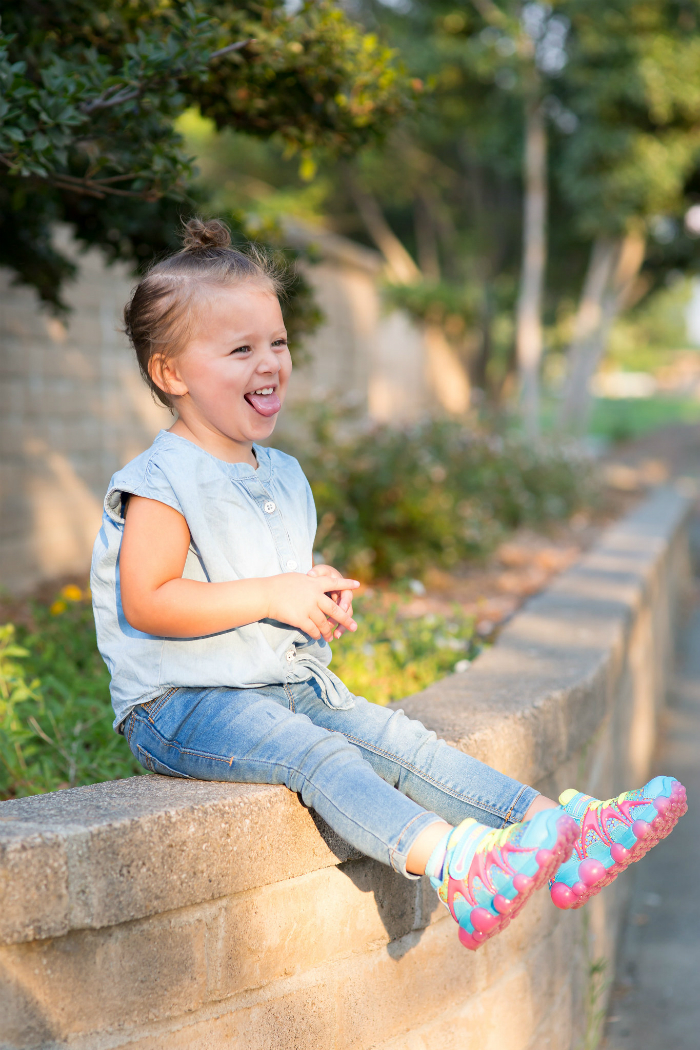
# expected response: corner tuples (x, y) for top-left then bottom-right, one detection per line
(589, 396), (700, 444)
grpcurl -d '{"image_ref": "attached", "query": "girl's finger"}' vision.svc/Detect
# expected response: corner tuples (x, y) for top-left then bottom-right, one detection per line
(303, 618), (322, 640)
(319, 595), (357, 631)
(309, 607), (334, 641)
(319, 578), (360, 594)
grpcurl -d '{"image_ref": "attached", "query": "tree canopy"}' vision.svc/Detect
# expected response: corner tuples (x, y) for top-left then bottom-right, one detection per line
(0, 0), (413, 308)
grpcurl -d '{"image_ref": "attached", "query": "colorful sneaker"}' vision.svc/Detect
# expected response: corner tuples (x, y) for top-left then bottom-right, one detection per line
(550, 776), (687, 910)
(428, 808), (579, 951)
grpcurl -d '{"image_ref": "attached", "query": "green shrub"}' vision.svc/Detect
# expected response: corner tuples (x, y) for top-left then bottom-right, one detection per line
(0, 588), (142, 800)
(329, 593), (480, 706)
(294, 409), (592, 580)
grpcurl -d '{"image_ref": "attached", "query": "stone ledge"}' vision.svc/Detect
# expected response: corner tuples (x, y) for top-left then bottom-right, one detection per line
(0, 486), (691, 949)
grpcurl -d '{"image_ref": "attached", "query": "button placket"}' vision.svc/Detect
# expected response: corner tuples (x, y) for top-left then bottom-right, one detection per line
(239, 477), (299, 572)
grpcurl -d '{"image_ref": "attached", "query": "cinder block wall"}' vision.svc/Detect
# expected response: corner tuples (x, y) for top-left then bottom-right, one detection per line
(0, 489), (691, 1050)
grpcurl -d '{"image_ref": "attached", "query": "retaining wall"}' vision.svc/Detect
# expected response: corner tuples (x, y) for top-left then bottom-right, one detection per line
(0, 488), (692, 1050)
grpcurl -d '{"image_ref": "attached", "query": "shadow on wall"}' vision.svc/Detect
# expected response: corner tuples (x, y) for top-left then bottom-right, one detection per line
(307, 808), (441, 958)
(339, 859), (441, 959)
(0, 226), (168, 594)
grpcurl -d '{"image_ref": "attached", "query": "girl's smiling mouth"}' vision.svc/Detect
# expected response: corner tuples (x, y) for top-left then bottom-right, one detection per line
(244, 385), (281, 417)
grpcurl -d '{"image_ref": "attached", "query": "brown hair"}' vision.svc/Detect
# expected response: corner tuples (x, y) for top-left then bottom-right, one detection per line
(124, 218), (285, 408)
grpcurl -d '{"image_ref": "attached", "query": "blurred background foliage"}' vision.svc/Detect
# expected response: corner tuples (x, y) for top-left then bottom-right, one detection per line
(287, 406), (590, 580)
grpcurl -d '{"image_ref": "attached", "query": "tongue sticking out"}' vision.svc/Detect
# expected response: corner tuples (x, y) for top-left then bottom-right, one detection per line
(245, 390), (281, 417)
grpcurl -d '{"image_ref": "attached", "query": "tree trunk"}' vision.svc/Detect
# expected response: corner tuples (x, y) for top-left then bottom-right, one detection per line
(414, 192), (441, 282)
(345, 177), (422, 285)
(515, 98), (547, 438)
(559, 232), (646, 435)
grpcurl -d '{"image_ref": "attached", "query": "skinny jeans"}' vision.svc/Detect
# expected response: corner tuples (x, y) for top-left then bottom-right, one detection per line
(123, 680), (538, 879)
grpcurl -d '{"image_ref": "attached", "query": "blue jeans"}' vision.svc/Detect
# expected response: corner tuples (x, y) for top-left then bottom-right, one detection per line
(123, 680), (538, 879)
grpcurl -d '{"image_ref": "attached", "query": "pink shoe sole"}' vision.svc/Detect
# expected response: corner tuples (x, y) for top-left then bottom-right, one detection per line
(458, 814), (579, 950)
(551, 780), (688, 911)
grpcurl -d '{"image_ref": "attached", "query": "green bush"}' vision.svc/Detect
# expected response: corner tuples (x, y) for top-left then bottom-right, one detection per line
(0, 588), (141, 800)
(329, 594), (479, 706)
(295, 410), (593, 580)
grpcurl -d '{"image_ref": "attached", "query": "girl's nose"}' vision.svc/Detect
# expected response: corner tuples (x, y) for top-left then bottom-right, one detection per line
(257, 352), (280, 375)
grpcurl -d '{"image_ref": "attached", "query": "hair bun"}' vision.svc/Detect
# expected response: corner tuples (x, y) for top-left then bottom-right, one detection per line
(181, 217), (232, 251)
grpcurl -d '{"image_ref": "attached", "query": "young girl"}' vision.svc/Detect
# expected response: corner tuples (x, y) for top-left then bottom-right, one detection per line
(91, 218), (687, 952)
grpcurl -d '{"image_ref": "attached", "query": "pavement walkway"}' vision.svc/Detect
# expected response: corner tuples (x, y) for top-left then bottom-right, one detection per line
(601, 601), (700, 1049)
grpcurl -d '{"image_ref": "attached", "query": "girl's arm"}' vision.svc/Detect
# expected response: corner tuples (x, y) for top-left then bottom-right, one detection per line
(119, 495), (359, 641)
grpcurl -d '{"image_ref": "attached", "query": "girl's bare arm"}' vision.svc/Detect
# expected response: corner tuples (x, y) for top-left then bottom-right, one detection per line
(119, 496), (358, 640)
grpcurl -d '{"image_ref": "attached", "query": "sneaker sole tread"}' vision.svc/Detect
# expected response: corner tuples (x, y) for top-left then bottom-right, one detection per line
(551, 781), (687, 911)
(458, 814), (579, 950)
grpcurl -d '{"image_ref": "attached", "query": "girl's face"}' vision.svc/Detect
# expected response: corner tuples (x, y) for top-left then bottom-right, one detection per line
(156, 282), (292, 460)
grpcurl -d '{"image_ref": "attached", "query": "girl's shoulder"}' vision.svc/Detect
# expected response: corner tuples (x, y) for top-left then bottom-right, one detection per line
(103, 431), (193, 524)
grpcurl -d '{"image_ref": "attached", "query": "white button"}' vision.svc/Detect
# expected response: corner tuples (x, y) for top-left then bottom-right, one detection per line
(286, 559), (297, 570)
(263, 501), (276, 514)
(286, 648), (295, 662)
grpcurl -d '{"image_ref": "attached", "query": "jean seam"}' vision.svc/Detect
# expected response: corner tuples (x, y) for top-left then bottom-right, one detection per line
(342, 732), (517, 823)
(283, 684), (296, 713)
(147, 687), (178, 721)
(136, 742), (194, 779)
(388, 811), (436, 874)
(501, 784), (530, 827)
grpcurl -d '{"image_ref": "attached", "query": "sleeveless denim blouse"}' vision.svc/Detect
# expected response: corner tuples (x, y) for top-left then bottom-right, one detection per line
(91, 431), (353, 730)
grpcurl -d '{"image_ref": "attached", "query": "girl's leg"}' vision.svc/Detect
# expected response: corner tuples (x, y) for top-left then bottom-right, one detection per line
(291, 681), (543, 829)
(290, 685), (686, 916)
(124, 684), (444, 879)
(124, 683), (579, 952)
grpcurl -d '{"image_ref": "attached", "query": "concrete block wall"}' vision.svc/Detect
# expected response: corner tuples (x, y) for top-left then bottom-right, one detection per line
(0, 488), (691, 1049)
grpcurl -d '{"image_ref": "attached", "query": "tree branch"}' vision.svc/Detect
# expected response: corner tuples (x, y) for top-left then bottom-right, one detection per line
(50, 178), (160, 200)
(469, 0), (509, 29)
(0, 155), (162, 199)
(209, 39), (253, 61)
(80, 39), (253, 114)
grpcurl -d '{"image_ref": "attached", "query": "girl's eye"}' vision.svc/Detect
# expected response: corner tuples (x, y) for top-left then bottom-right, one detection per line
(230, 345), (251, 355)
(272, 338), (288, 349)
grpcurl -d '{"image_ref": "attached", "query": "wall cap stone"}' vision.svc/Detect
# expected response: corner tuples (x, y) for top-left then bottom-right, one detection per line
(0, 486), (691, 947)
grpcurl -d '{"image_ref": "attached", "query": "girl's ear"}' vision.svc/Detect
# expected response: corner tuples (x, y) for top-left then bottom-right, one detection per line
(149, 354), (188, 399)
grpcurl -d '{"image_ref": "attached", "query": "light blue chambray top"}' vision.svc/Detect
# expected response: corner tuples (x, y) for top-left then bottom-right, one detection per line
(91, 430), (353, 730)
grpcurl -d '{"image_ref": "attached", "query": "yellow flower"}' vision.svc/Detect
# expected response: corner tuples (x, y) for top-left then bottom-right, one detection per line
(61, 584), (83, 602)
(50, 600), (67, 616)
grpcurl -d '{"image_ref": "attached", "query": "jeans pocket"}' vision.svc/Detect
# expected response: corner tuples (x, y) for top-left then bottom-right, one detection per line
(141, 687), (180, 721)
(136, 744), (194, 779)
